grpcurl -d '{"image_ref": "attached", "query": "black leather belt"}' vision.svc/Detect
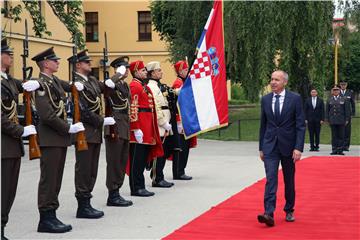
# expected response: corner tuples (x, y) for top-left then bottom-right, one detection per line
(138, 108), (152, 112)
(113, 109), (128, 114)
(161, 106), (169, 110)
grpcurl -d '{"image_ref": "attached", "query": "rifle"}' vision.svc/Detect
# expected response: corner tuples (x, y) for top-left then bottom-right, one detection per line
(71, 35), (88, 151)
(22, 19), (41, 160)
(103, 31), (118, 141)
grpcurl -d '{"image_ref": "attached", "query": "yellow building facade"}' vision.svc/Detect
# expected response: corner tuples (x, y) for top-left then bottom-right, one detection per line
(2, 0), (176, 84)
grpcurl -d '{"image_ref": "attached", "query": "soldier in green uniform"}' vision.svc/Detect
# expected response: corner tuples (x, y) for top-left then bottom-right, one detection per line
(68, 50), (116, 218)
(33, 47), (85, 233)
(326, 86), (351, 155)
(339, 81), (356, 151)
(103, 56), (133, 207)
(1, 38), (39, 239)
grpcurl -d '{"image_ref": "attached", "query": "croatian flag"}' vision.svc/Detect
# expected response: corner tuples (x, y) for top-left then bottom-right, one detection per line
(178, 0), (228, 138)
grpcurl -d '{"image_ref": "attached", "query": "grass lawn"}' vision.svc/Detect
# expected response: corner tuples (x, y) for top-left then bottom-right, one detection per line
(199, 103), (360, 145)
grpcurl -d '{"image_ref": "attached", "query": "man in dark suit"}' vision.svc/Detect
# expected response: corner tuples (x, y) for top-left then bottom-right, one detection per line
(304, 89), (324, 151)
(258, 70), (305, 227)
(339, 81), (356, 151)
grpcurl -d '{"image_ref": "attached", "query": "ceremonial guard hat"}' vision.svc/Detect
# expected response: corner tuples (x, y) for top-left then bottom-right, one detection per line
(110, 56), (130, 68)
(129, 60), (145, 74)
(67, 49), (92, 63)
(174, 60), (188, 73)
(31, 47), (60, 62)
(1, 38), (14, 55)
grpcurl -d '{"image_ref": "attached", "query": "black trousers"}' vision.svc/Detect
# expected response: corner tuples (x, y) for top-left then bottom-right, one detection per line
(172, 134), (190, 178)
(263, 146), (295, 215)
(1, 158), (21, 227)
(152, 136), (172, 182)
(307, 121), (321, 149)
(38, 147), (67, 211)
(344, 118), (351, 149)
(105, 138), (129, 192)
(75, 143), (101, 199)
(330, 124), (345, 152)
(129, 143), (150, 192)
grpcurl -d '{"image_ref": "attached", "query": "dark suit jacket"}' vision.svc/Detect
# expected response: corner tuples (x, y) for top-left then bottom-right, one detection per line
(1, 75), (24, 158)
(259, 90), (306, 156)
(304, 97), (324, 122)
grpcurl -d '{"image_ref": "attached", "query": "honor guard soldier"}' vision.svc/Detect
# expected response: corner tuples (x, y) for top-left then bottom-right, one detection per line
(326, 85), (351, 155)
(146, 61), (174, 188)
(172, 60), (197, 180)
(339, 81), (356, 151)
(32, 47), (85, 233)
(128, 60), (163, 197)
(103, 56), (133, 207)
(68, 50), (116, 218)
(1, 38), (39, 239)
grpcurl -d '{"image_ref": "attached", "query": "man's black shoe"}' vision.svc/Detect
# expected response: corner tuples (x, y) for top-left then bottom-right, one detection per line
(76, 198), (104, 219)
(285, 212), (295, 222)
(174, 174), (192, 180)
(37, 210), (72, 233)
(152, 179), (174, 188)
(309, 148), (315, 152)
(330, 152), (337, 155)
(106, 195), (133, 207)
(131, 189), (155, 197)
(1, 226), (8, 240)
(337, 151), (345, 155)
(257, 214), (274, 227)
(343, 148), (349, 151)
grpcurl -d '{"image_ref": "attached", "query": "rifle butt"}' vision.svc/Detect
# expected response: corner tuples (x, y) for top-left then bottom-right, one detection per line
(29, 135), (41, 160)
(76, 131), (88, 151)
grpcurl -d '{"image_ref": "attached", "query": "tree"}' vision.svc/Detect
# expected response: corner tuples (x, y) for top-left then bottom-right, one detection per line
(151, 1), (335, 102)
(1, 0), (84, 48)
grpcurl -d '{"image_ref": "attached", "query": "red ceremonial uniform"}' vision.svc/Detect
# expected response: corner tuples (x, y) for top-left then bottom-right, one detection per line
(129, 78), (163, 160)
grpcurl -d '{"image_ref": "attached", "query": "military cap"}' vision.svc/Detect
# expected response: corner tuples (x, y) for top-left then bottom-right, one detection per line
(146, 61), (161, 71)
(110, 56), (130, 68)
(31, 47), (60, 62)
(1, 38), (14, 55)
(174, 60), (188, 73)
(339, 81), (347, 85)
(129, 60), (145, 73)
(332, 85), (340, 90)
(67, 49), (92, 63)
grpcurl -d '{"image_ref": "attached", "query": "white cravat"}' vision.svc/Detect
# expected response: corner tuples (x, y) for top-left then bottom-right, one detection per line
(1, 71), (8, 80)
(272, 89), (286, 113)
(312, 97), (317, 109)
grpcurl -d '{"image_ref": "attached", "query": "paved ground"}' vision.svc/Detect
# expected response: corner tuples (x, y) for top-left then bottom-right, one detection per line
(6, 140), (360, 239)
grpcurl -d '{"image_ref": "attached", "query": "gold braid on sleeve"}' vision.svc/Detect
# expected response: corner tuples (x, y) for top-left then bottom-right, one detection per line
(130, 94), (139, 122)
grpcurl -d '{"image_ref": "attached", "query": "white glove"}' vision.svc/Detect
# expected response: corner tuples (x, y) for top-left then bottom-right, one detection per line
(103, 117), (116, 126)
(174, 88), (181, 96)
(68, 122), (85, 133)
(116, 65), (126, 76)
(134, 129), (143, 143)
(105, 79), (115, 89)
(177, 122), (183, 134)
(74, 82), (84, 91)
(22, 80), (40, 92)
(22, 125), (37, 137)
(161, 122), (172, 131)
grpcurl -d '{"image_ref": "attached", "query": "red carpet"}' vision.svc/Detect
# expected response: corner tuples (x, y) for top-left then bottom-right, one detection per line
(164, 156), (360, 240)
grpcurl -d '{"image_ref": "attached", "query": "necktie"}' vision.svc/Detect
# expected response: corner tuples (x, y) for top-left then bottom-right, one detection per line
(312, 97), (316, 109)
(275, 95), (281, 123)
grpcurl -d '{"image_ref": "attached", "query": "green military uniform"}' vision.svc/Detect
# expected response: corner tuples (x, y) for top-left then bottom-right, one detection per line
(1, 72), (24, 236)
(326, 87), (351, 155)
(339, 82), (356, 151)
(33, 47), (72, 233)
(104, 56), (133, 206)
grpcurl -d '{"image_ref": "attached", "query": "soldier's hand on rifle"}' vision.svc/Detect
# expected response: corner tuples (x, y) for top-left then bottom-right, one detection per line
(22, 80), (40, 92)
(177, 122), (183, 134)
(105, 79), (115, 89)
(74, 82), (84, 91)
(22, 125), (37, 137)
(69, 122), (85, 133)
(116, 66), (127, 76)
(134, 129), (143, 143)
(103, 117), (116, 126)
(162, 122), (172, 131)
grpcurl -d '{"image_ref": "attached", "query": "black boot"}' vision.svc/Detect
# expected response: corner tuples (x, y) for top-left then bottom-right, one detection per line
(1, 226), (8, 240)
(76, 197), (104, 219)
(107, 190), (133, 207)
(37, 210), (72, 233)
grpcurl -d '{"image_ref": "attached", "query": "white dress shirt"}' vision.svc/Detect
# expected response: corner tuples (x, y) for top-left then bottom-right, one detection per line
(76, 72), (88, 81)
(312, 97), (317, 109)
(272, 89), (286, 114)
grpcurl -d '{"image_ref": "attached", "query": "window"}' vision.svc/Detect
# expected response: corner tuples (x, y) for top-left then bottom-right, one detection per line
(85, 12), (98, 42)
(90, 68), (99, 80)
(3, 0), (10, 18)
(138, 11), (152, 41)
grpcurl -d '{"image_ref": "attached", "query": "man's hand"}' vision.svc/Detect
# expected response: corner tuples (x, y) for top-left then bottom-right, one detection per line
(305, 120), (308, 124)
(74, 82), (84, 91)
(105, 79), (115, 89)
(320, 120), (324, 124)
(22, 80), (40, 92)
(292, 149), (302, 163)
(134, 129), (143, 143)
(259, 151), (264, 161)
(345, 121), (349, 126)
